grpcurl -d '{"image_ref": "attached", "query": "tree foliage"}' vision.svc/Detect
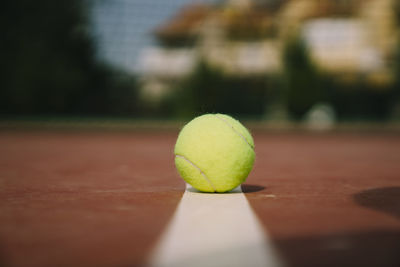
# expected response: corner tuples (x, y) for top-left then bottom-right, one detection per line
(0, 0), (137, 116)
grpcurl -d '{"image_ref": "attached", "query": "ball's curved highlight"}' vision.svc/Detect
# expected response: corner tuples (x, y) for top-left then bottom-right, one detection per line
(174, 114), (255, 192)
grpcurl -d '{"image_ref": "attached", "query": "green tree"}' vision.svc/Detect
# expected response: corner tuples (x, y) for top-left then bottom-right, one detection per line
(0, 0), (137, 116)
(170, 61), (268, 119)
(282, 37), (321, 120)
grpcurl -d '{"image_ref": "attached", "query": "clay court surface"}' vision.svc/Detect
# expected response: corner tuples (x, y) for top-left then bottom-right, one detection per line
(0, 129), (399, 267)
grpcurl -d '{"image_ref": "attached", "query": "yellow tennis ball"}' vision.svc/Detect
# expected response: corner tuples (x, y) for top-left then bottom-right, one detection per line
(174, 113), (255, 193)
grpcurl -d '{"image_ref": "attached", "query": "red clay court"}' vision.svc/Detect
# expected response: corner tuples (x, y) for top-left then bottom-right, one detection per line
(0, 128), (399, 267)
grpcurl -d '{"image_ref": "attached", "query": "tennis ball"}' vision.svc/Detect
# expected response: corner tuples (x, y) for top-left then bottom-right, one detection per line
(174, 113), (255, 193)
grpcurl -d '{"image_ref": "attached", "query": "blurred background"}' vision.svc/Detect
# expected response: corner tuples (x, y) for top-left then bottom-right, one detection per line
(1, 0), (400, 126)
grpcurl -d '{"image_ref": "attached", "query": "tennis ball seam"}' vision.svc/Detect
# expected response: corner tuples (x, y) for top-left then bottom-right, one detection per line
(214, 114), (254, 150)
(175, 154), (216, 192)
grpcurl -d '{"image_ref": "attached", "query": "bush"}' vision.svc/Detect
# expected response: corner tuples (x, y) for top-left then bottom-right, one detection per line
(282, 37), (322, 120)
(0, 0), (138, 116)
(168, 61), (271, 119)
(324, 76), (394, 121)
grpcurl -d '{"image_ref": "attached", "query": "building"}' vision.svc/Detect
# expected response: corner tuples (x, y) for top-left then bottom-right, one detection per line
(137, 0), (398, 105)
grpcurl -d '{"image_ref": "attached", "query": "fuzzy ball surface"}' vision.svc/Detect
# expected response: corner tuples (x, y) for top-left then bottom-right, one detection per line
(174, 114), (255, 192)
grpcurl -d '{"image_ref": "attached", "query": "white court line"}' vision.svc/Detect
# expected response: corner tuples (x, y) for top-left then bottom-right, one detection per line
(148, 184), (284, 267)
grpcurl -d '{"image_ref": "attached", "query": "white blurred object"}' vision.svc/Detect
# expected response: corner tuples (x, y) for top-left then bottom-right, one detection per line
(302, 19), (385, 73)
(305, 103), (336, 130)
(266, 103), (289, 122)
(138, 47), (196, 78)
(236, 42), (281, 74)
